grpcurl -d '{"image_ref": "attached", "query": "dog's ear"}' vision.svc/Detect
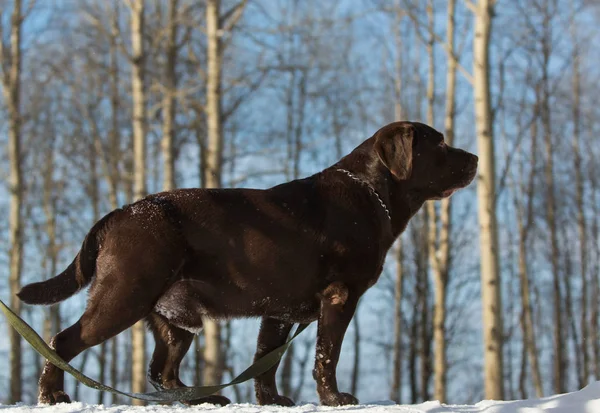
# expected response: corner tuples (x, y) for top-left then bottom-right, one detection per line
(374, 123), (414, 180)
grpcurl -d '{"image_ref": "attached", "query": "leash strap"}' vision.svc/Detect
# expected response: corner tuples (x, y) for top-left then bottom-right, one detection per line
(0, 298), (308, 402)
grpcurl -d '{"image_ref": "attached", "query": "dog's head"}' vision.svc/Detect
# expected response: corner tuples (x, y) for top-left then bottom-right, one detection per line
(374, 121), (478, 199)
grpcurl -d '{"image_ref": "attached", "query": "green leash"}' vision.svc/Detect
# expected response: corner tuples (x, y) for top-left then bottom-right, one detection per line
(0, 298), (308, 402)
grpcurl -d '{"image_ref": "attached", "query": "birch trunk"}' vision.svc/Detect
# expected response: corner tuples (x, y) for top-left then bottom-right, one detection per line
(419, 236), (432, 402)
(563, 239), (582, 388)
(517, 204), (543, 397)
(108, 4), (121, 209)
(89, 132), (106, 404)
(392, 2), (403, 122)
(431, 0), (456, 402)
(425, 0), (434, 127)
(591, 173), (600, 379)
(110, 336), (120, 404)
(391, 244), (404, 402)
(109, 7), (121, 403)
(130, 0), (147, 403)
(161, 0), (178, 191)
(472, 0), (504, 400)
(409, 287), (419, 404)
(515, 117), (543, 397)
(42, 140), (60, 344)
(418, 214), (431, 402)
(390, 5), (404, 402)
(540, 13), (565, 392)
(518, 332), (527, 399)
(41, 137), (60, 391)
(2, 0), (23, 403)
(572, 37), (588, 388)
(421, 8), (436, 396)
(203, 0), (224, 386)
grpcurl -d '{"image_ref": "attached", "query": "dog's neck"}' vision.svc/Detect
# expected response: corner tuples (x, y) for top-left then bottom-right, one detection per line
(335, 168), (391, 221)
(332, 139), (426, 239)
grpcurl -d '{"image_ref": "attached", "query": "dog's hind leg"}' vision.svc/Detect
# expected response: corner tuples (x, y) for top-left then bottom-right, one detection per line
(147, 312), (194, 391)
(254, 317), (295, 406)
(38, 285), (160, 404)
(146, 312), (231, 406)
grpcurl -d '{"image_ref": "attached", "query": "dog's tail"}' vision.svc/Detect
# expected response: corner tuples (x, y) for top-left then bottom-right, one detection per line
(18, 210), (120, 305)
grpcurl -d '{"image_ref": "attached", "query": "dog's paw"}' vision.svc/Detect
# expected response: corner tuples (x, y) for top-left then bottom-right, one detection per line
(187, 395), (231, 406)
(53, 391), (72, 404)
(271, 395), (295, 406)
(258, 394), (295, 406)
(38, 390), (72, 405)
(321, 392), (359, 406)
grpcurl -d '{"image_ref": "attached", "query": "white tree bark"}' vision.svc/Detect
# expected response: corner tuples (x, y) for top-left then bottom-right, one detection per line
(129, 0), (147, 404)
(515, 115), (543, 397)
(203, 0), (225, 386)
(591, 172), (600, 380)
(423, 0), (436, 402)
(391, 244), (404, 402)
(390, 6), (404, 401)
(392, 2), (403, 122)
(1, 0), (23, 403)
(539, 6), (565, 392)
(431, 0), (456, 403)
(472, 0), (504, 400)
(161, 0), (178, 191)
(571, 28), (588, 388)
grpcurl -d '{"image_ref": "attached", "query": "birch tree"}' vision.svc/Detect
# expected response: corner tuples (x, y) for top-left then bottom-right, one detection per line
(390, 9), (406, 400)
(41, 138), (61, 344)
(391, 244), (404, 402)
(202, 0), (224, 387)
(161, 0), (179, 191)
(203, 0), (247, 386)
(571, 18), (588, 389)
(127, 0), (148, 403)
(1, 0), (24, 403)
(513, 98), (543, 398)
(590, 157), (600, 380)
(421, 0), (435, 401)
(537, 0), (565, 394)
(431, 0), (457, 402)
(468, 0), (504, 399)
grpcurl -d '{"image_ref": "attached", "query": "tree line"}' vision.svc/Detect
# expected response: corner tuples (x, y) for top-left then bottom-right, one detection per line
(1, 0), (599, 405)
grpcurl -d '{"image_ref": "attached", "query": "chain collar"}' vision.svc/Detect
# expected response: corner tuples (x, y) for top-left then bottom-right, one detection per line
(336, 169), (391, 222)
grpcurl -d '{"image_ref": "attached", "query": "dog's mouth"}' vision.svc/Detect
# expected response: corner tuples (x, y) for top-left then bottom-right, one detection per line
(441, 188), (458, 198)
(440, 168), (477, 199)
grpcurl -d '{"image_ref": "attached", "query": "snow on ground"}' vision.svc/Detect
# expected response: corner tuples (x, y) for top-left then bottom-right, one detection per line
(2, 382), (600, 413)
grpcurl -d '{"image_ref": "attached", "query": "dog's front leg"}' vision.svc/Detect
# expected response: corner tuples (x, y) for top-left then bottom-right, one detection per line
(314, 282), (359, 406)
(254, 317), (295, 406)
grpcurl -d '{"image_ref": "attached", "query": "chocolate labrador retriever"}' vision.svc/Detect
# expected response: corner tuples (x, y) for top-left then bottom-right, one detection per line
(18, 121), (477, 406)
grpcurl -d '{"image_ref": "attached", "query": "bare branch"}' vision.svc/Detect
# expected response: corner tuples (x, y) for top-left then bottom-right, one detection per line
(82, 8), (133, 62)
(222, 69), (269, 122)
(220, 0), (248, 32)
(123, 0), (134, 11)
(0, 11), (9, 89)
(464, 0), (477, 14)
(402, 4), (474, 85)
(22, 0), (36, 21)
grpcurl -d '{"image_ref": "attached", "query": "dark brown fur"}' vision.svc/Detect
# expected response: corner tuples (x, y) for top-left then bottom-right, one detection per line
(18, 121), (477, 406)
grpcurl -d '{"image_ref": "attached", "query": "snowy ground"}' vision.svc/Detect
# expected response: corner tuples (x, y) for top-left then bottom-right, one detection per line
(2, 382), (600, 413)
